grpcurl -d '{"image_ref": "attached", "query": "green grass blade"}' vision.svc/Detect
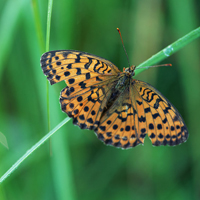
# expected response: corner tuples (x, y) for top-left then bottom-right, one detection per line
(46, 0), (53, 52)
(43, 1), (76, 199)
(31, 0), (45, 53)
(0, 0), (27, 79)
(46, 0), (53, 133)
(0, 117), (70, 183)
(135, 26), (200, 76)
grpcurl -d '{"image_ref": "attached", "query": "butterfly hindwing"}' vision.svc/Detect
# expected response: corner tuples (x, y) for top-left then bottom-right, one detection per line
(133, 80), (189, 146)
(60, 77), (118, 130)
(95, 85), (143, 149)
(95, 79), (188, 149)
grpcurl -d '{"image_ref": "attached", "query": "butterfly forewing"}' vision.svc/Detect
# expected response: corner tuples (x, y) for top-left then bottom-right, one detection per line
(40, 50), (121, 85)
(40, 50), (188, 149)
(41, 50), (122, 130)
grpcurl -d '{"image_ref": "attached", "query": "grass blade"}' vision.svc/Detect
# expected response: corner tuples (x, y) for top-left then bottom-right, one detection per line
(0, 117), (70, 183)
(135, 26), (200, 76)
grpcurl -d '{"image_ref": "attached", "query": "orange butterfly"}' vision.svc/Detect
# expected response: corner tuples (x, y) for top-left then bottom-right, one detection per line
(40, 50), (188, 148)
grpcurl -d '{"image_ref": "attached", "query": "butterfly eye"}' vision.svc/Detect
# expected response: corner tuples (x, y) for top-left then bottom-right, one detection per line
(124, 67), (129, 72)
(124, 67), (135, 76)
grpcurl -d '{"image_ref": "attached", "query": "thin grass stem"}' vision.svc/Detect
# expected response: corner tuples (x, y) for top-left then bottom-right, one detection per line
(135, 26), (200, 76)
(0, 117), (70, 183)
(46, 0), (53, 132)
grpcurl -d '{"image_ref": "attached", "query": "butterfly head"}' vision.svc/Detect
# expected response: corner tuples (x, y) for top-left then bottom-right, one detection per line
(123, 65), (136, 77)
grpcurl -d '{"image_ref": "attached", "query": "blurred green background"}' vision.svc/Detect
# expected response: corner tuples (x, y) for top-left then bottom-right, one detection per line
(0, 0), (200, 199)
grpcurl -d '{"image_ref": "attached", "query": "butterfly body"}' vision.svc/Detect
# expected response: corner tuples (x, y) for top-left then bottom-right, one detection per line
(41, 50), (188, 149)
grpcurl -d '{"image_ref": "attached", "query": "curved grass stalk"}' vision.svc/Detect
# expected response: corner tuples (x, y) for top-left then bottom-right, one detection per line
(0, 117), (70, 183)
(135, 26), (200, 76)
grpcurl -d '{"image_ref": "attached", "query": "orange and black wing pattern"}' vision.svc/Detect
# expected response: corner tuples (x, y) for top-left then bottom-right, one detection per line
(95, 86), (143, 148)
(41, 50), (120, 130)
(40, 50), (188, 149)
(133, 80), (188, 146)
(41, 50), (120, 85)
(95, 79), (188, 148)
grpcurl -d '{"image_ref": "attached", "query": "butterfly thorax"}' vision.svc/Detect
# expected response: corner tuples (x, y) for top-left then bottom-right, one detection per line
(101, 66), (135, 119)
(115, 65), (136, 92)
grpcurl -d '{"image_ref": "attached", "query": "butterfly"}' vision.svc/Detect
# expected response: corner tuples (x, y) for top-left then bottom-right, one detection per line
(40, 50), (188, 149)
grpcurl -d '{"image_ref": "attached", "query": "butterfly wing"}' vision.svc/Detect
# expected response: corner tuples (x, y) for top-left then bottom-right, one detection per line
(94, 85), (142, 148)
(40, 50), (121, 130)
(133, 79), (188, 146)
(40, 50), (120, 85)
(95, 79), (188, 148)
(60, 77), (118, 130)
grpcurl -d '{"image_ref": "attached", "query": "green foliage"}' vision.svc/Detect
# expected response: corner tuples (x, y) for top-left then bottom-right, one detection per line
(0, 0), (200, 199)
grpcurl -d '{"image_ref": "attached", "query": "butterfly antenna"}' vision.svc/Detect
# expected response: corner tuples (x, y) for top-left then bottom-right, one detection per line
(117, 28), (130, 68)
(136, 64), (172, 70)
